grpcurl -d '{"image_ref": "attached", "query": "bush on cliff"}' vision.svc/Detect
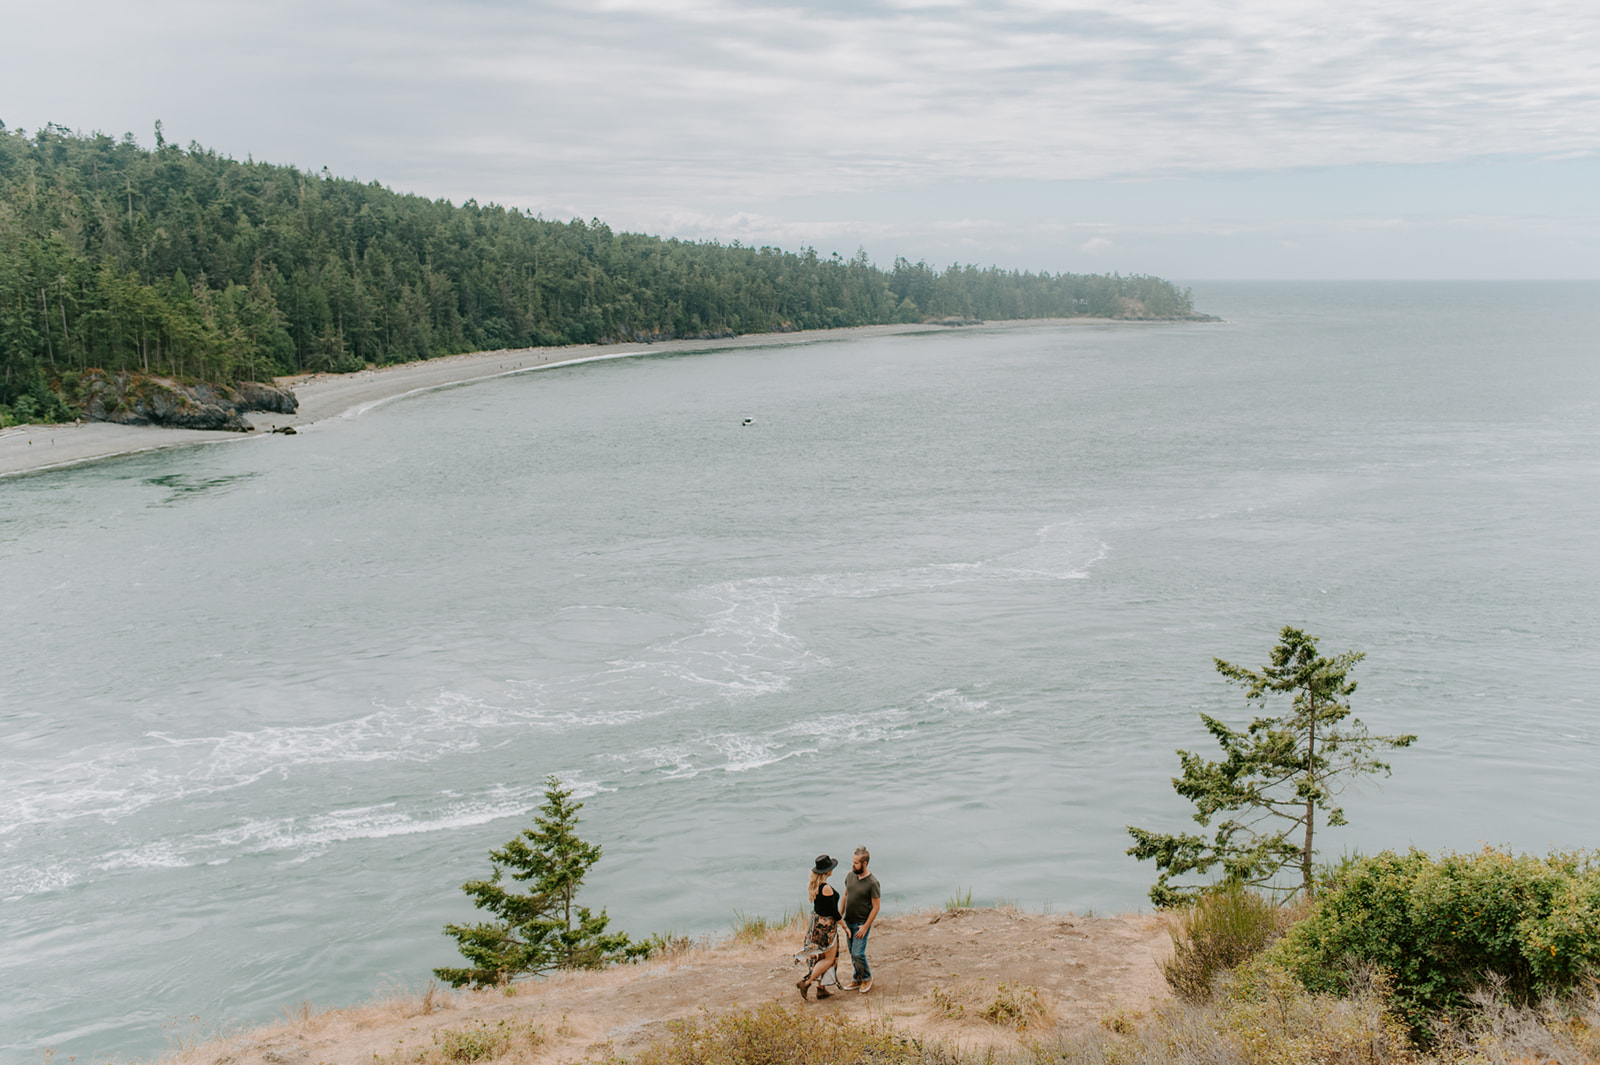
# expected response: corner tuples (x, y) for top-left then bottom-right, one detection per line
(1163, 885), (1295, 1001)
(1263, 847), (1600, 1037)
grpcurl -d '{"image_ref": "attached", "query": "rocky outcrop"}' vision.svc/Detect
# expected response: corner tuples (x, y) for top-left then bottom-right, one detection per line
(236, 381), (299, 414)
(1112, 297), (1222, 321)
(77, 372), (298, 432)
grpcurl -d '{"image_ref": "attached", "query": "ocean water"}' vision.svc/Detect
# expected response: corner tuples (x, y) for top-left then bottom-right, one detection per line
(2, 282), (1597, 1061)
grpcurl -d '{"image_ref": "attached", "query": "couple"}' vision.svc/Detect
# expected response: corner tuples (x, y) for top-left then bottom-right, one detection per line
(797, 847), (880, 1000)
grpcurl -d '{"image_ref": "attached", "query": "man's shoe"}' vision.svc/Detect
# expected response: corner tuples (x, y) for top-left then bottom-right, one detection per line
(841, 980), (859, 990)
(859, 979), (873, 994)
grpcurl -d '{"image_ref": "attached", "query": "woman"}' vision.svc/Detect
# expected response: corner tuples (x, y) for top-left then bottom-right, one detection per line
(797, 854), (842, 1000)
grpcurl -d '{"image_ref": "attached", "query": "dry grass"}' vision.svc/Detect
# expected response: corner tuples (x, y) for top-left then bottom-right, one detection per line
(1444, 979), (1600, 1065)
(1030, 966), (1412, 1065)
(372, 1017), (543, 1065)
(621, 1001), (963, 1065)
(636, 931), (705, 959)
(283, 981), (454, 1035)
(601, 980), (1600, 1065)
(927, 980), (1055, 1032)
(145, 982), (457, 1065)
(730, 909), (805, 944)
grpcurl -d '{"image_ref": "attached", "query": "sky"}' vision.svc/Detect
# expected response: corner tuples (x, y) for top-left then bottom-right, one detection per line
(4, 0), (1598, 279)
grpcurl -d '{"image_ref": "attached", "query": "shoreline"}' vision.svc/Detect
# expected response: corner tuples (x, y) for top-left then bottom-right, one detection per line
(0, 317), (1171, 479)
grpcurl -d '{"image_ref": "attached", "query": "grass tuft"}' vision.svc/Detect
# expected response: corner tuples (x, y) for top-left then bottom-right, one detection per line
(636, 929), (700, 958)
(375, 1017), (543, 1065)
(629, 1001), (960, 1065)
(944, 888), (973, 911)
(928, 980), (1053, 1032)
(981, 982), (1050, 1030)
(730, 908), (803, 944)
(1162, 885), (1287, 1001)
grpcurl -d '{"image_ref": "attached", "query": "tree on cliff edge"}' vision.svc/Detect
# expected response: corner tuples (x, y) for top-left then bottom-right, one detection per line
(435, 776), (636, 988)
(1126, 626), (1416, 907)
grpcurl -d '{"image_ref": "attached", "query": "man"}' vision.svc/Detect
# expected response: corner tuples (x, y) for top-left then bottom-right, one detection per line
(840, 845), (880, 993)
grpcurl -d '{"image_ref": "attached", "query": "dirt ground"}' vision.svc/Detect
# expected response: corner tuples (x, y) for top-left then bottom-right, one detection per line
(172, 909), (1172, 1065)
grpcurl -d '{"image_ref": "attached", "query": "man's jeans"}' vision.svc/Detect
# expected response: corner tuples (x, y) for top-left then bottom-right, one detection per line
(846, 921), (871, 982)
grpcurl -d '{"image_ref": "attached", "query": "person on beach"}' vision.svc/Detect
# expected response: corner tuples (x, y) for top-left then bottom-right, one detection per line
(840, 846), (881, 992)
(797, 854), (843, 1000)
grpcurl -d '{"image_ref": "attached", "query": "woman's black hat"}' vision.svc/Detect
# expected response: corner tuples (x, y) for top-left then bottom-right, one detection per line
(812, 854), (839, 874)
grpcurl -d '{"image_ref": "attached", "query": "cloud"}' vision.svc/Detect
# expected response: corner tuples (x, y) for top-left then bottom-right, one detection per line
(8, 1), (1598, 198)
(3, 0), (1597, 275)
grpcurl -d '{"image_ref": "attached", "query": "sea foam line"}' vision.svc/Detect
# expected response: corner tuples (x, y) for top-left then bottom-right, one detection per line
(2, 522), (1102, 835)
(1, 776), (610, 898)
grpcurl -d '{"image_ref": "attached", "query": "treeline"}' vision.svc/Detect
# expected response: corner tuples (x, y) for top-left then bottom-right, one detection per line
(1, 123), (1198, 421)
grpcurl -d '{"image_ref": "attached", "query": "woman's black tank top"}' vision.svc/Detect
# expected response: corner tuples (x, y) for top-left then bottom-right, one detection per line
(813, 884), (840, 920)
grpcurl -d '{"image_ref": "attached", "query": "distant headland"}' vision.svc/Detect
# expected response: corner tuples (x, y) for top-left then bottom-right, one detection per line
(0, 124), (1214, 438)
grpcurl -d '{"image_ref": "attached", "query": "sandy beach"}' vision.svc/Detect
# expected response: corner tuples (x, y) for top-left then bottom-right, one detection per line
(0, 321), (1089, 480)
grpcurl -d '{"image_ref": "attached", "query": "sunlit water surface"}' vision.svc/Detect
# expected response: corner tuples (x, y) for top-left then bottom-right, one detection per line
(3, 282), (1598, 1061)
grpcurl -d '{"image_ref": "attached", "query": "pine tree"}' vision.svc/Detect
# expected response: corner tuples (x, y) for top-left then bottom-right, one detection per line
(434, 776), (635, 988)
(1126, 626), (1416, 907)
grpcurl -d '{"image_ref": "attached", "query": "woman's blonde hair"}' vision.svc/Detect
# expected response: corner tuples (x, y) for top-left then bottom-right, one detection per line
(807, 869), (828, 903)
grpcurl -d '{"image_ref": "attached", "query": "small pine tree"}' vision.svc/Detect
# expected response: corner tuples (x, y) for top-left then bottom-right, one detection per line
(1127, 626), (1416, 907)
(434, 776), (635, 988)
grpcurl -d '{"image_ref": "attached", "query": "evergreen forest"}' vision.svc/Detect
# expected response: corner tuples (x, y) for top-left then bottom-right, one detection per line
(1, 123), (1198, 423)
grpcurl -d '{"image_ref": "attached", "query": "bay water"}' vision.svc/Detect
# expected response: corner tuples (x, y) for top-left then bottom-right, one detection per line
(2, 282), (1597, 1061)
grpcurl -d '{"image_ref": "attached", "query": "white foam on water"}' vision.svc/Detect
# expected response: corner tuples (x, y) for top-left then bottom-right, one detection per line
(710, 734), (815, 774)
(2, 523), (1099, 885)
(1, 783), (560, 896)
(603, 704), (930, 780)
(604, 524), (1104, 702)
(0, 857), (79, 900)
(983, 524), (1108, 580)
(922, 688), (994, 715)
(616, 744), (700, 779)
(0, 690), (646, 836)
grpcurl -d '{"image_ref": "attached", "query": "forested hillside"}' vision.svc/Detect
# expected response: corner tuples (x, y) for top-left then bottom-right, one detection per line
(1, 124), (1198, 423)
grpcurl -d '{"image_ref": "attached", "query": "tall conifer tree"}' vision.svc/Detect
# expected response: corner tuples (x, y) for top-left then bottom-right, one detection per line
(1127, 626), (1416, 906)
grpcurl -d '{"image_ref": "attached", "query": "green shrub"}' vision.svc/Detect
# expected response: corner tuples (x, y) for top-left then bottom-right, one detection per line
(1163, 886), (1287, 1001)
(1265, 847), (1600, 1037)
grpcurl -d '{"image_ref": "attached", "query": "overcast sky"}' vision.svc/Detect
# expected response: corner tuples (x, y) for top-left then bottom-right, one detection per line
(5, 0), (1597, 278)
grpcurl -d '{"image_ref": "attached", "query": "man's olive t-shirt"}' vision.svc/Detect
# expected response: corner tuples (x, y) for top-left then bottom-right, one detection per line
(844, 871), (880, 923)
